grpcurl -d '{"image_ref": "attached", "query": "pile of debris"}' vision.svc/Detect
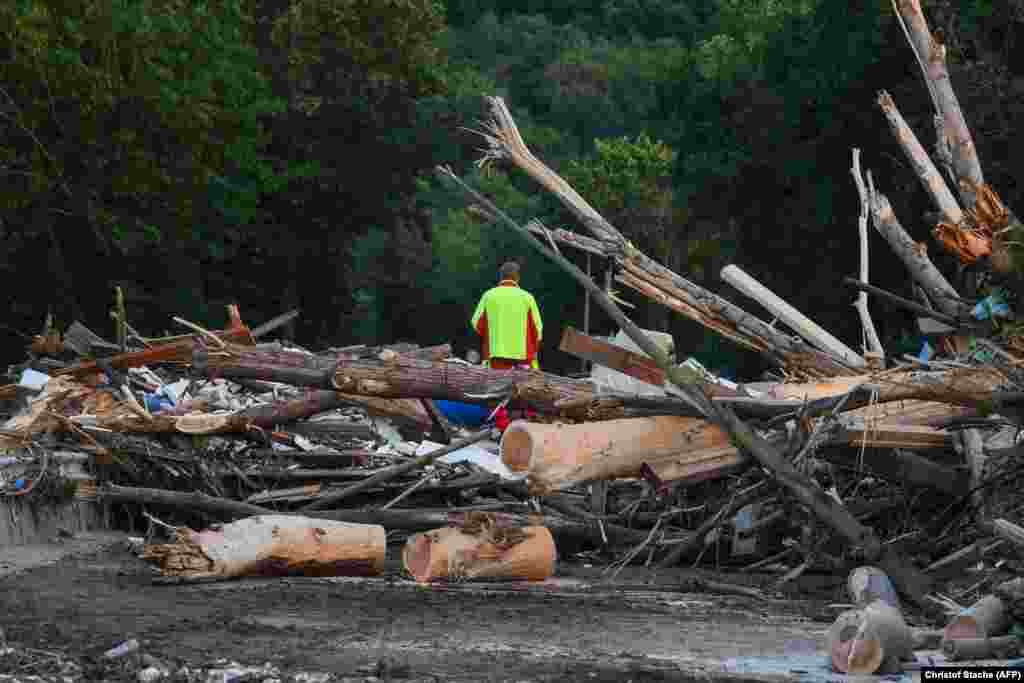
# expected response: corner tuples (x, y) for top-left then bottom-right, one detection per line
(2, 0), (1024, 676)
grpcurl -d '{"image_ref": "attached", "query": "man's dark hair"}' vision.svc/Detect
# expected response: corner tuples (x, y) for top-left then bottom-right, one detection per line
(500, 261), (520, 281)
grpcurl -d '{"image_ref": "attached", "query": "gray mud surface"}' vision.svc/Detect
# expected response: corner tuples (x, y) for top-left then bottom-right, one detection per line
(0, 538), (838, 682)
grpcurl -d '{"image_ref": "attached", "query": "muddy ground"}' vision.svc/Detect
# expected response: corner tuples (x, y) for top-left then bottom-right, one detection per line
(0, 534), (846, 683)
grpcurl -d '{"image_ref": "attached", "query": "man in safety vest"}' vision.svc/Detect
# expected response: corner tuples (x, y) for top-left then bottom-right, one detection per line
(471, 260), (542, 431)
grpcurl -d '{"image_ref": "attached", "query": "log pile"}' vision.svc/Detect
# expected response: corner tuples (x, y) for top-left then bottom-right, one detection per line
(1, 0), (1023, 671)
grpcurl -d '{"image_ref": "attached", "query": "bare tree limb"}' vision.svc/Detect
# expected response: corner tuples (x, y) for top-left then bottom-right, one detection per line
(851, 149), (885, 358)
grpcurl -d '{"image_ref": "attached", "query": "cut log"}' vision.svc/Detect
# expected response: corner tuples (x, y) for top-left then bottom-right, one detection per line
(402, 519), (556, 583)
(500, 417), (747, 493)
(827, 601), (913, 674)
(943, 595), (1011, 643)
(140, 515), (386, 579)
(848, 566), (901, 609)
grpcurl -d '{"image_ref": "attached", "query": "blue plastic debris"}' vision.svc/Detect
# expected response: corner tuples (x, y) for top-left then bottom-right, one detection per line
(973, 295), (1011, 320)
(435, 400), (489, 427)
(918, 340), (934, 362)
(143, 393), (174, 414)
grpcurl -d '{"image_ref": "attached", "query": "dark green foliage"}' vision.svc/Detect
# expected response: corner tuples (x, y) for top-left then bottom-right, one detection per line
(0, 0), (1019, 376)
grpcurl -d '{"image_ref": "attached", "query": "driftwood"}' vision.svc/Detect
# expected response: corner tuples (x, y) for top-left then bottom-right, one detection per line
(827, 601), (913, 674)
(140, 515), (386, 579)
(403, 517), (556, 583)
(500, 417), (746, 493)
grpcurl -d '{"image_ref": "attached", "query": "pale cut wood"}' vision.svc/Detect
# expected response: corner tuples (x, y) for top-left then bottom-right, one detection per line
(828, 601), (913, 674)
(140, 515), (386, 579)
(720, 265), (865, 368)
(403, 524), (556, 583)
(500, 417), (746, 493)
(959, 428), (987, 522)
(943, 595), (1011, 643)
(850, 149), (885, 358)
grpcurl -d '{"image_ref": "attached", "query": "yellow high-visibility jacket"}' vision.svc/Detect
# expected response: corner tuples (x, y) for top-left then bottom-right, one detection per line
(470, 280), (542, 368)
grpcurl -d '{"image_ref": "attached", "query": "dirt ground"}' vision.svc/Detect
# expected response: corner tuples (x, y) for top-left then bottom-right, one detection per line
(0, 534), (842, 683)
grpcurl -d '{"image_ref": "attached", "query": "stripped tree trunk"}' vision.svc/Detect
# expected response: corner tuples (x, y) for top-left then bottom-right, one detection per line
(140, 515), (386, 579)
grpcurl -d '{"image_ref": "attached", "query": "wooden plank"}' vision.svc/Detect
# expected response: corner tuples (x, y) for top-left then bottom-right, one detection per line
(834, 422), (951, 449)
(559, 326), (664, 387)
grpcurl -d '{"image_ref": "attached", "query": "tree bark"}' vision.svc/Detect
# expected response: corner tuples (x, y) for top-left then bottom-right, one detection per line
(828, 601), (913, 674)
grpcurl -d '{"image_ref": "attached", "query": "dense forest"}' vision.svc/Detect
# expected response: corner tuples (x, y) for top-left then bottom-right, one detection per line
(1, 0), (1021, 376)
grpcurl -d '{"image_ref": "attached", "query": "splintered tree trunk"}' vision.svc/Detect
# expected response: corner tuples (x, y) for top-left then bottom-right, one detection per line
(827, 601), (913, 674)
(402, 523), (556, 583)
(140, 515), (386, 579)
(500, 417), (746, 492)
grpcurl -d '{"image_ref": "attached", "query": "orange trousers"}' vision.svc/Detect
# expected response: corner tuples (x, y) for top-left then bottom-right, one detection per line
(487, 357), (539, 431)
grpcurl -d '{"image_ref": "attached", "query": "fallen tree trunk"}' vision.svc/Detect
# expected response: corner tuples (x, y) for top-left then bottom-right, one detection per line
(98, 483), (270, 518)
(195, 345), (702, 420)
(403, 518), (556, 583)
(827, 601), (913, 674)
(140, 515), (386, 579)
(500, 417), (747, 493)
